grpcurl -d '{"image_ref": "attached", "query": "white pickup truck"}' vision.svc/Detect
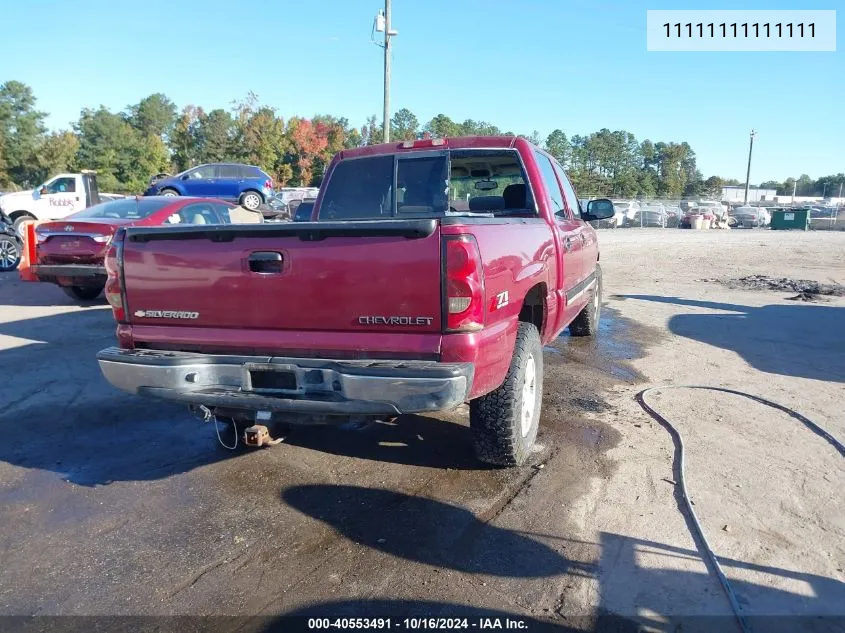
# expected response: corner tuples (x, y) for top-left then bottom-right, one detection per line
(0, 171), (102, 234)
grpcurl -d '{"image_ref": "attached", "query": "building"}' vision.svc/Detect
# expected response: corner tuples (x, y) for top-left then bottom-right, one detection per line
(721, 186), (777, 203)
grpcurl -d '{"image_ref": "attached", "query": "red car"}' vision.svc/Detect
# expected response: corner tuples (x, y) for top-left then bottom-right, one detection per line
(28, 196), (235, 301)
(96, 137), (615, 466)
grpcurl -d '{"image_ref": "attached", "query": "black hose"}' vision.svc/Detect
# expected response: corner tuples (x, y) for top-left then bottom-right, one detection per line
(636, 385), (845, 633)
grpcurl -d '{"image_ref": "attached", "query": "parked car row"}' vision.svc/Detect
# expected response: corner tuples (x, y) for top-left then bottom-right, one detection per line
(143, 163), (274, 211)
(15, 191), (260, 299)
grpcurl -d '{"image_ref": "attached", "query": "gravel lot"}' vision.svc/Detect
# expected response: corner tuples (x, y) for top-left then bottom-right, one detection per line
(0, 228), (842, 632)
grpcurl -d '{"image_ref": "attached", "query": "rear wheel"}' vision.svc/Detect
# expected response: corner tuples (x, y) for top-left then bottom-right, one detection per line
(239, 191), (263, 211)
(0, 234), (21, 271)
(569, 263), (602, 337)
(469, 322), (543, 467)
(62, 284), (104, 301)
(160, 188), (179, 197)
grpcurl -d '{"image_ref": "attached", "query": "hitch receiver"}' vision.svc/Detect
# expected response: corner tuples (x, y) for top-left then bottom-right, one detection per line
(243, 424), (283, 448)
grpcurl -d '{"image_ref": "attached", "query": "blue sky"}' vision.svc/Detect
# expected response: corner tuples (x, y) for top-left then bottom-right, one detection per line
(1, 0), (842, 182)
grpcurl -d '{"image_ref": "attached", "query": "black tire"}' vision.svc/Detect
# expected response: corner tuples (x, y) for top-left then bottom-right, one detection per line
(0, 234), (21, 271)
(62, 284), (104, 301)
(569, 263), (602, 337)
(239, 190), (264, 211)
(159, 188), (180, 197)
(469, 322), (543, 467)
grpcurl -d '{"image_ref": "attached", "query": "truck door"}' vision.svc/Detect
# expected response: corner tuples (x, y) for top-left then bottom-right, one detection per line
(37, 176), (84, 220)
(553, 160), (597, 291)
(533, 151), (583, 327)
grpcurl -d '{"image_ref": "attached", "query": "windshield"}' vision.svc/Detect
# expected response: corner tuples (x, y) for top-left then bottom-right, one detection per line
(70, 198), (174, 220)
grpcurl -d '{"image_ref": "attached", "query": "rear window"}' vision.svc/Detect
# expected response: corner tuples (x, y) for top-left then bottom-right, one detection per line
(219, 165), (239, 178)
(71, 198), (173, 220)
(319, 155), (396, 220)
(318, 149), (532, 221)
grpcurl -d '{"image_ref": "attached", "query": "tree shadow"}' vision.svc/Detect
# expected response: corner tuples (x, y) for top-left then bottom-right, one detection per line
(282, 484), (595, 579)
(616, 295), (845, 382)
(283, 414), (495, 471)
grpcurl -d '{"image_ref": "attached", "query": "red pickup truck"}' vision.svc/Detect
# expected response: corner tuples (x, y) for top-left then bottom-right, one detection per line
(96, 136), (614, 466)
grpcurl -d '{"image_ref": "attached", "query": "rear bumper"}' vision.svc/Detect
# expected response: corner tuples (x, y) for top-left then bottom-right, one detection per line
(31, 264), (106, 278)
(96, 347), (473, 416)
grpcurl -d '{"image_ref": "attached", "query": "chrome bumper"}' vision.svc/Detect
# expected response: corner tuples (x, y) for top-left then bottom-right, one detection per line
(96, 347), (473, 417)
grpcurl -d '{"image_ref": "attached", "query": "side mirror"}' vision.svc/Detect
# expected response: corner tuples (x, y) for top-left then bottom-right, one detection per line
(584, 198), (615, 221)
(181, 174), (191, 181)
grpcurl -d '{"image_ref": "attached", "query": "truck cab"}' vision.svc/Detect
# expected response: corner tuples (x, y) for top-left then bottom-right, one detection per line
(0, 171), (101, 235)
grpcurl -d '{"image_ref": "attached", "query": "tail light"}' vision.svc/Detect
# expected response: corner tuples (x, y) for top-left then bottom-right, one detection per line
(443, 235), (485, 332)
(104, 228), (126, 322)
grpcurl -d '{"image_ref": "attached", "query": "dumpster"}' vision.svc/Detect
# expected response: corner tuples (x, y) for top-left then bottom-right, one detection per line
(771, 208), (809, 230)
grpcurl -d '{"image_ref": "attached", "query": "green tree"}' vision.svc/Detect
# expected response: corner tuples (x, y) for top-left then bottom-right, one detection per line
(0, 128), (9, 188)
(74, 106), (167, 193)
(0, 81), (47, 186)
(520, 130), (542, 145)
(423, 114), (460, 138)
(195, 109), (235, 163)
(703, 175), (724, 199)
(128, 93), (177, 139)
(35, 131), (79, 181)
(170, 105), (204, 172)
(545, 129), (570, 166)
(758, 180), (781, 191)
(391, 108), (419, 141)
(361, 115), (383, 146)
(795, 174), (813, 196)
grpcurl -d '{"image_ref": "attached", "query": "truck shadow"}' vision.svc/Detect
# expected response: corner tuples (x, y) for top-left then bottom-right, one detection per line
(0, 306), (243, 486)
(615, 295), (845, 383)
(279, 484), (845, 630)
(282, 483), (595, 578)
(0, 396), (244, 486)
(283, 414), (493, 471)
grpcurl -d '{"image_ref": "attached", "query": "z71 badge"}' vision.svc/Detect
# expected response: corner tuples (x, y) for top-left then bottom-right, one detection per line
(134, 310), (199, 319)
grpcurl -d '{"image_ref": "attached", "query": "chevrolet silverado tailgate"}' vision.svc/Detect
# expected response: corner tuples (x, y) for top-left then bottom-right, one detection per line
(120, 220), (443, 335)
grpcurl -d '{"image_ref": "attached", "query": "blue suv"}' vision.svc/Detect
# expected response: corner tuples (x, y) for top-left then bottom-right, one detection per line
(144, 163), (273, 210)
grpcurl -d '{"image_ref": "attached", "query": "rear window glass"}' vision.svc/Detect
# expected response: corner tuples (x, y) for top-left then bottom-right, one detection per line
(219, 165), (239, 178)
(448, 149), (532, 214)
(318, 149), (533, 220)
(319, 156), (395, 220)
(71, 198), (173, 220)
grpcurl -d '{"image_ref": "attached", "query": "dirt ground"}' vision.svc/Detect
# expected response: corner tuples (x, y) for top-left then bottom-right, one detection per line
(0, 228), (842, 633)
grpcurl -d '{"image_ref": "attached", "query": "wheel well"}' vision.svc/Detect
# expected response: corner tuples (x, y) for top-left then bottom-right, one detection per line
(518, 283), (547, 335)
(9, 211), (36, 222)
(241, 189), (264, 201)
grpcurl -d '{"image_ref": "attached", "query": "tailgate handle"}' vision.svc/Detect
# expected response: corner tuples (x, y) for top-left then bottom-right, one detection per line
(248, 251), (283, 274)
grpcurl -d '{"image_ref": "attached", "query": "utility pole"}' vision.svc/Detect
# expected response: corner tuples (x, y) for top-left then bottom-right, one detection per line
(374, 1), (397, 143)
(743, 129), (756, 205)
(792, 180), (797, 205)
